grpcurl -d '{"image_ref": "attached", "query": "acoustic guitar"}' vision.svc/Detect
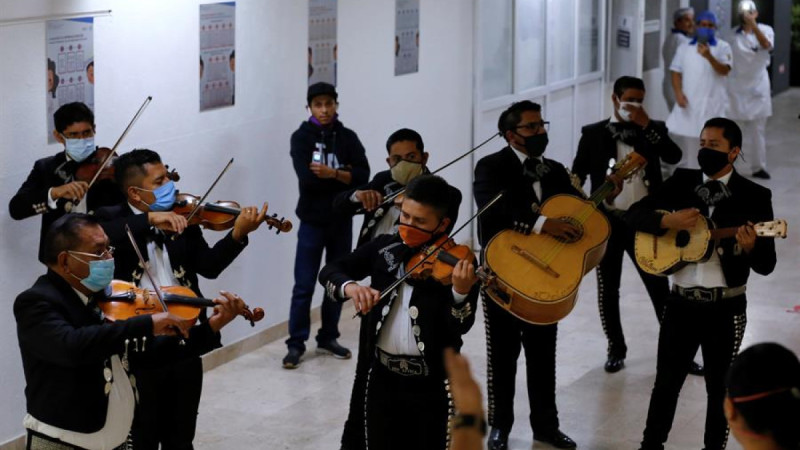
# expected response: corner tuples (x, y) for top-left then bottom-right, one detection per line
(480, 152), (647, 325)
(634, 215), (787, 275)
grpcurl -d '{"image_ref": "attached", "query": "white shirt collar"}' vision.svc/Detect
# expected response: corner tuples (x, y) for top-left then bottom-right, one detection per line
(72, 288), (90, 306)
(510, 145), (542, 165)
(703, 169), (734, 185)
(128, 202), (146, 215)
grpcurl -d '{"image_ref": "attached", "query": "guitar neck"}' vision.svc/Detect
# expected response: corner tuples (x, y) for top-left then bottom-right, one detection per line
(588, 181), (616, 207)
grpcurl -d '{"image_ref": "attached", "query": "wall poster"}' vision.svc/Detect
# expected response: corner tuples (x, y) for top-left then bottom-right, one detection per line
(46, 18), (94, 143)
(394, 0), (420, 76)
(200, 2), (236, 111)
(308, 0), (337, 85)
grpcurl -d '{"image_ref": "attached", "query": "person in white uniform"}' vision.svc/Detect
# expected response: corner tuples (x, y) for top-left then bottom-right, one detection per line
(662, 7), (694, 111)
(728, 0), (774, 179)
(667, 10), (733, 170)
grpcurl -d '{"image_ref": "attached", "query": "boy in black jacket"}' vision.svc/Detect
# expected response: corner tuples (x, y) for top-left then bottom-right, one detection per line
(285, 82), (370, 368)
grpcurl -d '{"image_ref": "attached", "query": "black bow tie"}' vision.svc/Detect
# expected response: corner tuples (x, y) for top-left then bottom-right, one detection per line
(523, 158), (550, 182)
(148, 228), (166, 249)
(695, 180), (732, 207)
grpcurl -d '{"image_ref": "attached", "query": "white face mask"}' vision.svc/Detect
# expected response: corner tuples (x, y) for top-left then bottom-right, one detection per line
(616, 97), (642, 122)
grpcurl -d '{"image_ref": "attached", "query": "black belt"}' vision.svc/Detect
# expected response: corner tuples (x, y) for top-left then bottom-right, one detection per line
(672, 285), (746, 303)
(376, 347), (429, 377)
(26, 429), (128, 450)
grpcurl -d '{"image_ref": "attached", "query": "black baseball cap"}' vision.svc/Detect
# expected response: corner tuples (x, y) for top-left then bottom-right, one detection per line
(307, 82), (338, 104)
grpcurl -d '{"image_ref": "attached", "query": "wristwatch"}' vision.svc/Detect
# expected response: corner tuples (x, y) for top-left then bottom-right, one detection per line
(452, 413), (487, 436)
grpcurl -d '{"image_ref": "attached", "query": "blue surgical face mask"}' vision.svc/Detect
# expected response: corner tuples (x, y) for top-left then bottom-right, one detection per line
(139, 181), (177, 212)
(696, 27), (715, 44)
(63, 136), (96, 162)
(70, 256), (115, 292)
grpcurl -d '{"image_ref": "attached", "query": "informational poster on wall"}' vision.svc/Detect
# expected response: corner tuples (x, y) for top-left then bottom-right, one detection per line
(46, 18), (94, 143)
(394, 0), (420, 76)
(308, 0), (337, 86)
(200, 2), (236, 111)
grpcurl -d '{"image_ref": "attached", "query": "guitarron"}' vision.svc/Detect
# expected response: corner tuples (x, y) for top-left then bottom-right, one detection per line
(635, 216), (787, 275)
(481, 152), (647, 325)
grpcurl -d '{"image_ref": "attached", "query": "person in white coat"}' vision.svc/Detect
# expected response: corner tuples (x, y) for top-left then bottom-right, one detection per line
(728, 0), (774, 179)
(666, 10), (733, 169)
(662, 7), (694, 111)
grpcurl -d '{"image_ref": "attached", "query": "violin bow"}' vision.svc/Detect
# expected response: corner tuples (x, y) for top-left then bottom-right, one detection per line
(170, 158), (235, 241)
(356, 132), (502, 214)
(124, 224), (187, 344)
(353, 190), (505, 318)
(74, 96), (153, 210)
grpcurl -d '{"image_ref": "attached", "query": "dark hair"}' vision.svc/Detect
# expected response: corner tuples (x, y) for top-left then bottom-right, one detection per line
(86, 61), (94, 72)
(230, 50), (235, 59)
(404, 174), (451, 219)
(498, 101), (542, 137)
(613, 76), (646, 98)
(703, 117), (743, 149)
(53, 102), (94, 134)
(200, 56), (204, 68)
(727, 343), (800, 449)
(113, 149), (163, 191)
(47, 58), (60, 98)
(386, 128), (425, 154)
(42, 213), (101, 265)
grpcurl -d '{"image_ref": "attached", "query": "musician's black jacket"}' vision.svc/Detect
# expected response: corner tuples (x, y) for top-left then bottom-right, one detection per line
(318, 234), (479, 378)
(95, 203), (249, 354)
(624, 168), (776, 287)
(333, 169), (463, 248)
(14, 270), (220, 433)
(473, 146), (582, 248)
(571, 119), (682, 194)
(8, 151), (125, 262)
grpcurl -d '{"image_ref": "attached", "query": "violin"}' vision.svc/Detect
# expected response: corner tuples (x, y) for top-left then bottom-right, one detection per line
(172, 192), (292, 234)
(405, 235), (476, 285)
(98, 280), (265, 327)
(75, 147), (116, 183)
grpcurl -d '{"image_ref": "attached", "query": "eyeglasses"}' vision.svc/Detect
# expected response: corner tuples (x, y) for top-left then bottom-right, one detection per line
(68, 246), (115, 262)
(515, 121), (550, 133)
(61, 129), (95, 139)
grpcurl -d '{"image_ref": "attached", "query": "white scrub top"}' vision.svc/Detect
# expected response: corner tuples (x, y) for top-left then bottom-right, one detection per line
(662, 30), (692, 107)
(666, 38), (733, 138)
(727, 24), (774, 121)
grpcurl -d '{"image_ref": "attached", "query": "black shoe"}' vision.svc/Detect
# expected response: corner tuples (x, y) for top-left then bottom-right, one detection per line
(282, 347), (303, 369)
(604, 355), (625, 373)
(487, 428), (508, 450)
(534, 430), (577, 449)
(688, 361), (704, 376)
(752, 169), (771, 179)
(316, 340), (352, 359)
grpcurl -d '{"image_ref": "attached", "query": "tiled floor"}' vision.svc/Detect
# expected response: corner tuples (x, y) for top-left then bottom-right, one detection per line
(196, 89), (800, 450)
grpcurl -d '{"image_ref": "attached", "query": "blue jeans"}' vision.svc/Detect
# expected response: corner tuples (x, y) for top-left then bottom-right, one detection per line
(286, 219), (353, 352)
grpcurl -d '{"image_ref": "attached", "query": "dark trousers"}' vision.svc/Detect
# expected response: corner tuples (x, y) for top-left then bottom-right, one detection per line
(131, 356), (203, 450)
(287, 219), (353, 351)
(340, 318), (370, 450)
(596, 213), (669, 357)
(640, 293), (747, 450)
(483, 296), (559, 435)
(365, 361), (450, 450)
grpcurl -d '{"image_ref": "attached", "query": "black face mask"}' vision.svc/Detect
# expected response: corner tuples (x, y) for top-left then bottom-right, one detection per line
(516, 133), (549, 157)
(697, 147), (733, 177)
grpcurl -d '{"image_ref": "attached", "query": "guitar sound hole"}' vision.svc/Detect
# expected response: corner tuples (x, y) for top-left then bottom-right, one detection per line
(555, 216), (584, 244)
(675, 230), (690, 248)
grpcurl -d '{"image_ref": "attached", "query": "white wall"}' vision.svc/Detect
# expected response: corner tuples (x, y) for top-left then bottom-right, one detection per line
(0, 0), (473, 442)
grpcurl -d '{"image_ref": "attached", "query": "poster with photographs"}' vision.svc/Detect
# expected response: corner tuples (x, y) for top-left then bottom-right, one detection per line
(394, 0), (420, 76)
(46, 18), (94, 143)
(308, 0), (337, 86)
(200, 2), (236, 111)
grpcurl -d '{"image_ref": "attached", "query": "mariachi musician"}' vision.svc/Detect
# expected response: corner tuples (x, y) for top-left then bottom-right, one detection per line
(94, 148), (267, 450)
(9, 102), (124, 262)
(473, 101), (582, 450)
